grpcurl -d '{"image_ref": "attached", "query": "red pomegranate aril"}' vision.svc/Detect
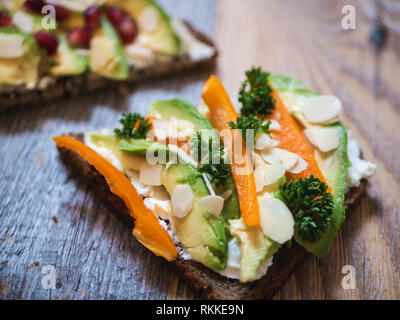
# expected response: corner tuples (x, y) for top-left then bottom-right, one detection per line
(117, 17), (138, 44)
(50, 3), (70, 22)
(106, 7), (124, 27)
(34, 31), (59, 55)
(84, 5), (101, 31)
(0, 12), (12, 26)
(67, 27), (92, 48)
(23, 0), (46, 14)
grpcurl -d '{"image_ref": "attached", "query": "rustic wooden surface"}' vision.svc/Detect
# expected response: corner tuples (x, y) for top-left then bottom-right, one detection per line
(0, 0), (399, 300)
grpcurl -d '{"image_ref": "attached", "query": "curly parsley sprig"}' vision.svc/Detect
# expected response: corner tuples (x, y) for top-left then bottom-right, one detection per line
(190, 131), (230, 188)
(239, 67), (275, 117)
(114, 113), (151, 140)
(228, 114), (271, 143)
(276, 176), (334, 243)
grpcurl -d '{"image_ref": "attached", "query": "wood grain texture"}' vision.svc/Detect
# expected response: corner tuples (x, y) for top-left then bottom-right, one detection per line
(215, 0), (400, 300)
(0, 0), (399, 300)
(0, 0), (215, 300)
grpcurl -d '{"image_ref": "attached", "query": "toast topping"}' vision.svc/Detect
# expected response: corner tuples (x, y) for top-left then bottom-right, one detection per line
(304, 126), (340, 153)
(198, 195), (224, 217)
(171, 184), (193, 219)
(259, 197), (294, 244)
(0, 33), (24, 58)
(11, 11), (34, 33)
(261, 148), (308, 174)
(301, 95), (342, 124)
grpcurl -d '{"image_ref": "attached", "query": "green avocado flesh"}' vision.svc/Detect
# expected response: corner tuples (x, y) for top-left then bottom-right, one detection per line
(51, 36), (88, 76)
(109, 0), (181, 55)
(149, 98), (240, 269)
(270, 74), (350, 257)
(161, 164), (228, 269)
(230, 219), (280, 282)
(89, 18), (129, 80)
(148, 98), (240, 223)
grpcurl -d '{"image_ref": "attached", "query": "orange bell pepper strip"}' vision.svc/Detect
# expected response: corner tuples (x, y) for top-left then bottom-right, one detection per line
(269, 92), (330, 190)
(53, 136), (177, 261)
(202, 75), (260, 227)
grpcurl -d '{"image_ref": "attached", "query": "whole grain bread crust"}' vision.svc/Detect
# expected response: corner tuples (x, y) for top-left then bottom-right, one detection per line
(56, 133), (366, 300)
(0, 21), (217, 113)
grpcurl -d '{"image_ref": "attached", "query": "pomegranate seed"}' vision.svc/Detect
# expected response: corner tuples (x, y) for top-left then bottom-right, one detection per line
(50, 3), (70, 22)
(117, 17), (138, 44)
(23, 0), (45, 14)
(24, 1), (70, 21)
(67, 27), (92, 48)
(0, 12), (12, 26)
(106, 7), (124, 27)
(34, 31), (59, 55)
(84, 5), (101, 31)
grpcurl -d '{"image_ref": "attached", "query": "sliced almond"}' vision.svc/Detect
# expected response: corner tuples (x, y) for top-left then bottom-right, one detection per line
(254, 167), (265, 193)
(261, 164), (285, 186)
(138, 7), (159, 32)
(254, 153), (265, 169)
(280, 153), (298, 171)
(259, 197), (294, 244)
(12, 11), (34, 33)
(304, 126), (340, 152)
(171, 184), (193, 218)
(199, 195), (225, 217)
(261, 148), (308, 174)
(0, 34), (24, 58)
(254, 164), (285, 193)
(268, 120), (281, 131)
(255, 132), (279, 150)
(301, 95), (342, 124)
(139, 163), (162, 186)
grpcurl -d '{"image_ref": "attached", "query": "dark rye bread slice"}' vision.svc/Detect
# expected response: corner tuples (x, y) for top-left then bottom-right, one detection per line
(0, 21), (217, 113)
(56, 133), (366, 300)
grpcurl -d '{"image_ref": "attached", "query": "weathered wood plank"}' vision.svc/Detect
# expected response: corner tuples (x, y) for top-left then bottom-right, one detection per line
(215, 0), (400, 299)
(0, 0), (215, 300)
(1, 0), (399, 300)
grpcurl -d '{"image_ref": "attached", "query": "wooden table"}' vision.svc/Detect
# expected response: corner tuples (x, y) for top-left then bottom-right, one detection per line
(0, 0), (399, 300)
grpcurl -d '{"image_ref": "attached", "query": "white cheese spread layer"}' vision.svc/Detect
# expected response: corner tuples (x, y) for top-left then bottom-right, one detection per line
(346, 132), (376, 188)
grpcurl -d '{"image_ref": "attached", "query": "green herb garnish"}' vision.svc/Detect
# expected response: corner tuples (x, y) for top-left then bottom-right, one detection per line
(239, 67), (275, 117)
(114, 113), (151, 139)
(228, 114), (271, 143)
(190, 131), (230, 188)
(276, 176), (334, 243)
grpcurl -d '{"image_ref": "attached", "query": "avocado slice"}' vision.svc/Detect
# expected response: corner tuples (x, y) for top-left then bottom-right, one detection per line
(148, 99), (241, 268)
(119, 138), (169, 156)
(148, 99), (240, 223)
(90, 131), (229, 269)
(161, 164), (230, 269)
(89, 17), (129, 80)
(50, 35), (88, 76)
(230, 218), (280, 282)
(0, 27), (42, 89)
(270, 74), (350, 257)
(86, 133), (153, 171)
(108, 0), (180, 55)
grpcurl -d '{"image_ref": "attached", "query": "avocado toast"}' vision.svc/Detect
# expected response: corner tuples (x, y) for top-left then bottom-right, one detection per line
(0, 0), (217, 111)
(53, 68), (376, 299)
